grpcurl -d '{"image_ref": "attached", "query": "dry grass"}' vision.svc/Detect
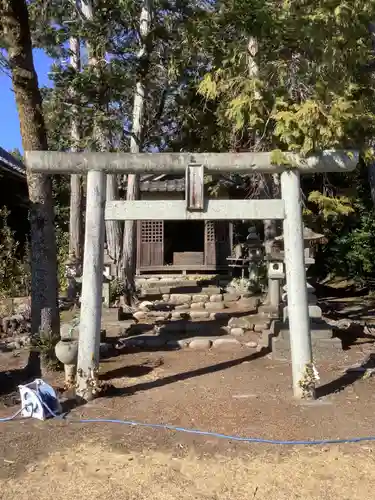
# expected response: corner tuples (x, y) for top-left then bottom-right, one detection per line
(2, 442), (375, 500)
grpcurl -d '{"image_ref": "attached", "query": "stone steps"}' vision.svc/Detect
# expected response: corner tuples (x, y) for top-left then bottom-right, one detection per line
(119, 332), (258, 351)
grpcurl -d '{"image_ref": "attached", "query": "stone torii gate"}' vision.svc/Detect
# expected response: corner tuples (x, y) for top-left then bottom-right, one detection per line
(26, 150), (358, 400)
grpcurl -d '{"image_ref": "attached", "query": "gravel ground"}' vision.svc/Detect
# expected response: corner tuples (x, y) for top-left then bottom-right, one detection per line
(1, 320), (375, 499)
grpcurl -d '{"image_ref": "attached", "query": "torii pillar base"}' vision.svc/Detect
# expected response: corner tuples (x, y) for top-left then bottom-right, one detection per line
(271, 320), (342, 362)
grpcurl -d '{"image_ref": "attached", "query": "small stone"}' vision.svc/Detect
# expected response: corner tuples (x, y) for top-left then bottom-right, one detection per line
(209, 294), (223, 303)
(254, 323), (269, 332)
(201, 287), (221, 294)
(190, 302), (205, 310)
(189, 338), (212, 350)
(230, 327), (245, 337)
(171, 311), (185, 320)
(205, 302), (225, 311)
(189, 311), (210, 320)
(139, 301), (154, 311)
(133, 311), (147, 321)
(170, 294), (192, 304)
(247, 341), (258, 348)
(223, 293), (240, 302)
(174, 304), (190, 311)
(213, 337), (241, 349)
(162, 294), (170, 302)
(192, 294), (209, 303)
(228, 316), (254, 329)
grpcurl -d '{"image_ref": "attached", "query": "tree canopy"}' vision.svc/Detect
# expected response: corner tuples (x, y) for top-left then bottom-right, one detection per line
(2, 0), (375, 286)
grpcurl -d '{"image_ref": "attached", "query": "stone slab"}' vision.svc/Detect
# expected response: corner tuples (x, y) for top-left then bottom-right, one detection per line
(278, 322), (333, 342)
(171, 311), (186, 320)
(201, 287), (221, 295)
(189, 311), (210, 320)
(170, 294), (192, 304)
(272, 336), (342, 361)
(133, 311), (147, 321)
(209, 294), (223, 303)
(213, 337), (242, 349)
(192, 294), (209, 303)
(283, 304), (322, 322)
(189, 338), (213, 350)
(228, 316), (254, 330)
(254, 323), (269, 333)
(205, 302), (225, 311)
(230, 327), (245, 337)
(190, 302), (206, 310)
(174, 304), (191, 311)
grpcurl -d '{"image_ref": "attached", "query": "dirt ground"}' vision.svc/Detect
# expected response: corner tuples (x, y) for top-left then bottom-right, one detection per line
(2, 295), (375, 499)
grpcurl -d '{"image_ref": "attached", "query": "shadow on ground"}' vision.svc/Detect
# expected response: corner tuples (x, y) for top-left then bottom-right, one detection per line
(317, 354), (375, 398)
(100, 349), (268, 399)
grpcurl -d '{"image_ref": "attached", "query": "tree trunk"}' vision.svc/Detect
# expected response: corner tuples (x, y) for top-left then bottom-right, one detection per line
(122, 0), (153, 305)
(2, 0), (60, 375)
(67, 33), (84, 300)
(81, 0), (123, 279)
(105, 174), (123, 275)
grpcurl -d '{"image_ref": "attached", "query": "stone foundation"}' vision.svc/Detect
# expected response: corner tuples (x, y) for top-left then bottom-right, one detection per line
(271, 320), (342, 361)
(112, 292), (272, 352)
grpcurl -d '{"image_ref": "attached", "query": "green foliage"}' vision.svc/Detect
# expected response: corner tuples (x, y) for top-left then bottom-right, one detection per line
(30, 333), (62, 371)
(308, 191), (354, 220)
(0, 207), (30, 298)
(4, 0), (375, 290)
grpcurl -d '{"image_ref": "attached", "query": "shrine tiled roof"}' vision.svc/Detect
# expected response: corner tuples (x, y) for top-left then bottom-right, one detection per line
(0, 147), (25, 179)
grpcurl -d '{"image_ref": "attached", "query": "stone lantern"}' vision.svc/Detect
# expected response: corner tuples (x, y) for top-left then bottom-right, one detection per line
(245, 226), (264, 283)
(272, 226), (340, 361)
(64, 253), (82, 303)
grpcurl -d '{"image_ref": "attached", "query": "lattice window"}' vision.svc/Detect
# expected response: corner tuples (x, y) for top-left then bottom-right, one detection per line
(141, 221), (163, 243)
(205, 221), (215, 242)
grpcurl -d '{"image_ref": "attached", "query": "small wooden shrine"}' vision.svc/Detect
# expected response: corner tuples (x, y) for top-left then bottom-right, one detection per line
(136, 175), (233, 274)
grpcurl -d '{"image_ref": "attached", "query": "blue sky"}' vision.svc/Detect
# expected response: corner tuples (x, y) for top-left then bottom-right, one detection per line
(0, 49), (53, 152)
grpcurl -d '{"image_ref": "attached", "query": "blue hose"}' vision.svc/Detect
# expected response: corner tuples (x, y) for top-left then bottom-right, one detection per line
(0, 400), (373, 446)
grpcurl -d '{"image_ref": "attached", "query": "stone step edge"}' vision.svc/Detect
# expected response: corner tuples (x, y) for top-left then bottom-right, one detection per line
(120, 334), (260, 350)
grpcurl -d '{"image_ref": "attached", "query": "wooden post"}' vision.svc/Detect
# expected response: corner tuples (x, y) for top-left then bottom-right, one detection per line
(76, 170), (106, 400)
(280, 170), (315, 399)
